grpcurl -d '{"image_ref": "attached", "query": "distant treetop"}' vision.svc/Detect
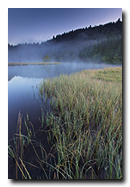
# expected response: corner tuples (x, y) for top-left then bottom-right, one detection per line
(8, 19), (122, 47)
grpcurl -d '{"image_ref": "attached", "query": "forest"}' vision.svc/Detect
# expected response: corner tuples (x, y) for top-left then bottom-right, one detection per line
(8, 19), (122, 64)
(79, 35), (122, 64)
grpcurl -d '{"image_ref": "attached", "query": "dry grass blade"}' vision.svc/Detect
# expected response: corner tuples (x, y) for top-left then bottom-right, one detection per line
(19, 158), (31, 179)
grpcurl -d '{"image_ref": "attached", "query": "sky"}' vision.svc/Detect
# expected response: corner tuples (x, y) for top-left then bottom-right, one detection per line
(8, 8), (122, 45)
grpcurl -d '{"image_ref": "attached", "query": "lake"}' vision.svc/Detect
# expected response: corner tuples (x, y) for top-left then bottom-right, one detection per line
(8, 62), (121, 179)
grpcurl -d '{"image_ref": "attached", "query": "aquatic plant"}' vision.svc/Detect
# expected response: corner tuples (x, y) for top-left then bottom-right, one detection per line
(39, 67), (122, 179)
(8, 111), (37, 179)
(8, 67), (122, 179)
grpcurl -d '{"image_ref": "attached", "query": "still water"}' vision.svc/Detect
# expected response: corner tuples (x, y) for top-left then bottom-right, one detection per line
(8, 62), (121, 179)
(8, 62), (120, 81)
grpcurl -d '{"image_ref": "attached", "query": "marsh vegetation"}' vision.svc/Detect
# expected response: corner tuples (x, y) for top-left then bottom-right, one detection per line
(8, 67), (122, 179)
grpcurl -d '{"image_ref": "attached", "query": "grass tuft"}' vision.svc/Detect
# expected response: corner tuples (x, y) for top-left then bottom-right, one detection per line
(39, 67), (122, 179)
(9, 67), (122, 179)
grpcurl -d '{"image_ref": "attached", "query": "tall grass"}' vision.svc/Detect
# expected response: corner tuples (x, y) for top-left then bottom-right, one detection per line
(8, 67), (122, 179)
(8, 111), (37, 179)
(39, 67), (122, 179)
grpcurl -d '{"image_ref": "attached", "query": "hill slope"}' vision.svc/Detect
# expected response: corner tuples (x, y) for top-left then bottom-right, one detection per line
(8, 19), (122, 64)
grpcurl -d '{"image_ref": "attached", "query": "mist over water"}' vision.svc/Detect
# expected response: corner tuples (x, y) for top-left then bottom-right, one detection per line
(8, 38), (99, 63)
(8, 29), (122, 178)
(8, 62), (121, 81)
(8, 18), (122, 179)
(8, 61), (121, 138)
(8, 20), (122, 65)
(8, 54), (122, 179)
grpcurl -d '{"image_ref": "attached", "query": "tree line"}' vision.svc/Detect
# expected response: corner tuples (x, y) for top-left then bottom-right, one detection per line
(79, 35), (122, 64)
(8, 18), (122, 64)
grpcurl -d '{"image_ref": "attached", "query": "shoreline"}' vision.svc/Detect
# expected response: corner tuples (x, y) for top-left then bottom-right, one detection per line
(8, 62), (61, 66)
(8, 67), (122, 179)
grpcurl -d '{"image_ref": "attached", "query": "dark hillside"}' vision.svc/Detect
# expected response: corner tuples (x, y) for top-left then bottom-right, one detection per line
(8, 19), (122, 64)
(51, 18), (122, 42)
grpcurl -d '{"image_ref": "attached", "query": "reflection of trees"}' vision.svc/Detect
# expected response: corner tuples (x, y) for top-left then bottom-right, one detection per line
(42, 55), (50, 62)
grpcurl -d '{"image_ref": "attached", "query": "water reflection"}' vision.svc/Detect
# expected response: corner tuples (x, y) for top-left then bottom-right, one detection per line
(8, 76), (53, 179)
(8, 76), (43, 140)
(8, 62), (122, 178)
(8, 62), (121, 81)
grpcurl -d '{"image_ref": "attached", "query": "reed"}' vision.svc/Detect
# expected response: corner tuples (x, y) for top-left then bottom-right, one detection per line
(8, 67), (122, 179)
(8, 111), (24, 179)
(8, 111), (38, 179)
(39, 67), (122, 179)
(15, 111), (23, 178)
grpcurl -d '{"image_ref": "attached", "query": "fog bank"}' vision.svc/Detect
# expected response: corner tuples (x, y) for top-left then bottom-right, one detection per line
(8, 38), (99, 63)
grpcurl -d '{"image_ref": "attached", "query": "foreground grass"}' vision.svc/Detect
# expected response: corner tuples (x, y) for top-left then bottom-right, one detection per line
(9, 67), (122, 179)
(40, 67), (122, 179)
(92, 67), (122, 82)
(8, 62), (61, 66)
